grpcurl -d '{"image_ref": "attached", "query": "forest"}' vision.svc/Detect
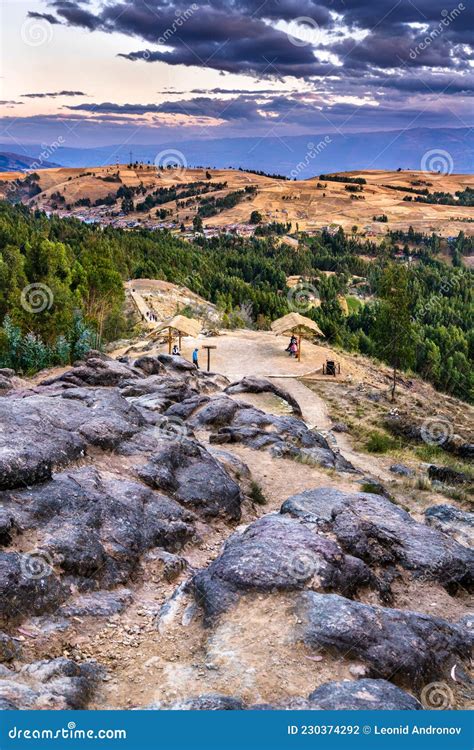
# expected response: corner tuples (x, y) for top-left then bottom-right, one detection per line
(0, 201), (472, 402)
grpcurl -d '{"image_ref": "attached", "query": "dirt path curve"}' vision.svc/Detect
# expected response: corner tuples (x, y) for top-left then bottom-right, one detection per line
(172, 329), (389, 479)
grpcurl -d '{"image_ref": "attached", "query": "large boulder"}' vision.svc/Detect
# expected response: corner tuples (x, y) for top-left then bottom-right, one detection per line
(296, 592), (470, 683)
(0, 389), (144, 490)
(138, 438), (242, 521)
(193, 514), (375, 623)
(281, 487), (473, 590)
(41, 355), (142, 388)
(0, 467), (195, 594)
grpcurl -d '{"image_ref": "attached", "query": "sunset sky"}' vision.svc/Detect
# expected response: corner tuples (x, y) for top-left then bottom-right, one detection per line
(1, 0), (473, 149)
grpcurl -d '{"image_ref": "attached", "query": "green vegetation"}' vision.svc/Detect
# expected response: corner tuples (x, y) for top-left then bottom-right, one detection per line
(319, 174), (366, 185)
(0, 203), (472, 401)
(365, 431), (398, 453)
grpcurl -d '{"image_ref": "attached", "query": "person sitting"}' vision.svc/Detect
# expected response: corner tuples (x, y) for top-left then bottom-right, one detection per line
(289, 340), (298, 358)
(286, 335), (297, 352)
(172, 344), (180, 356)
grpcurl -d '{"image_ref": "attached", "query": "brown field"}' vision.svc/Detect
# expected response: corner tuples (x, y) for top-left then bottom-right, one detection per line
(0, 164), (473, 236)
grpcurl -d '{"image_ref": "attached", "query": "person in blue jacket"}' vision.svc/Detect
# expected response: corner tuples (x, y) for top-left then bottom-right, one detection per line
(192, 347), (199, 368)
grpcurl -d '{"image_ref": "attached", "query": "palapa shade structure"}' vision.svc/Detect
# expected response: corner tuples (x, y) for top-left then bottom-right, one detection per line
(147, 314), (202, 353)
(271, 312), (324, 362)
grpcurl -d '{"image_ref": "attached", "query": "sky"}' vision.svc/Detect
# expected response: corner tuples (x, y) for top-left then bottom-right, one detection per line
(0, 0), (473, 151)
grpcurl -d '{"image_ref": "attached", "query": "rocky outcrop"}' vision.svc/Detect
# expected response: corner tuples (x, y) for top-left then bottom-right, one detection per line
(0, 467), (196, 596)
(225, 376), (302, 416)
(138, 438), (242, 521)
(296, 592), (469, 683)
(281, 487), (473, 590)
(193, 514), (375, 623)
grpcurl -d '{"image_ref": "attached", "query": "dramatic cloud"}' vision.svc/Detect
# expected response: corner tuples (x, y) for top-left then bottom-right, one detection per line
(22, 91), (89, 98)
(6, 0), (473, 143)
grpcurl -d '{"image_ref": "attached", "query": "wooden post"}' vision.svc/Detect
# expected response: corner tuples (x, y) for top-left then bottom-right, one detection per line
(298, 334), (301, 362)
(168, 328), (172, 354)
(202, 345), (217, 372)
(179, 333), (182, 350)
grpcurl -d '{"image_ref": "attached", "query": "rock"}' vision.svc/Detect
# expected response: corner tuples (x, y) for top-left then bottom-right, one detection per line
(425, 505), (474, 548)
(281, 487), (473, 590)
(193, 514), (375, 623)
(296, 592), (470, 683)
(157, 354), (196, 372)
(58, 589), (133, 618)
(390, 464), (414, 477)
(138, 438), (242, 521)
(225, 376), (302, 416)
(147, 694), (245, 710)
(133, 355), (165, 375)
(0, 368), (15, 378)
(41, 356), (142, 388)
(331, 422), (348, 433)
(307, 679), (421, 710)
(0, 467), (195, 596)
(195, 398), (354, 472)
(0, 389), (144, 490)
(0, 552), (66, 621)
(0, 632), (20, 663)
(428, 465), (471, 486)
(0, 658), (103, 709)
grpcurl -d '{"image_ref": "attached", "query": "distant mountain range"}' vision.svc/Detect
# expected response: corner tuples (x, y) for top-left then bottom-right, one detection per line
(1, 127), (472, 177)
(0, 152), (60, 172)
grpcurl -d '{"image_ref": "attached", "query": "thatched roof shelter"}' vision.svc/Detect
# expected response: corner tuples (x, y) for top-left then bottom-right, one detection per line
(148, 314), (201, 351)
(271, 312), (324, 338)
(271, 312), (324, 362)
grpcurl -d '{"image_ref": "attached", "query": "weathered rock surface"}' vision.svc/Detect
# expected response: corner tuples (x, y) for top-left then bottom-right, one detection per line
(138, 438), (242, 521)
(147, 694), (245, 710)
(390, 464), (414, 477)
(0, 632), (20, 663)
(297, 592), (469, 682)
(0, 658), (103, 710)
(0, 467), (195, 594)
(193, 514), (375, 623)
(425, 504), (474, 548)
(0, 388), (144, 490)
(225, 376), (302, 416)
(185, 395), (354, 471)
(307, 679), (421, 710)
(0, 552), (66, 621)
(281, 487), (473, 590)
